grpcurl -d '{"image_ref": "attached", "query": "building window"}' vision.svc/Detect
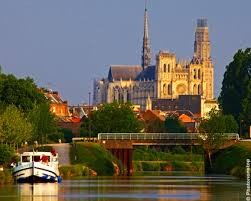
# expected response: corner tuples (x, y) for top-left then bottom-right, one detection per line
(198, 84), (201, 95)
(163, 64), (166, 72)
(198, 69), (201, 79)
(194, 69), (197, 79)
(163, 84), (167, 95)
(168, 64), (170, 72)
(168, 84), (172, 95)
(193, 84), (197, 94)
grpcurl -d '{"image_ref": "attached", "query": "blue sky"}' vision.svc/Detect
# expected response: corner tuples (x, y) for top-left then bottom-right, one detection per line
(0, 0), (250, 104)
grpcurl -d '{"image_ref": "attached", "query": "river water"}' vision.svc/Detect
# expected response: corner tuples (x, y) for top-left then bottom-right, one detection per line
(0, 172), (246, 201)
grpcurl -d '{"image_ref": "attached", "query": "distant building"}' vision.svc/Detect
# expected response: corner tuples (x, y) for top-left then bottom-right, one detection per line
(42, 89), (83, 137)
(152, 95), (218, 119)
(43, 89), (70, 117)
(93, 6), (215, 112)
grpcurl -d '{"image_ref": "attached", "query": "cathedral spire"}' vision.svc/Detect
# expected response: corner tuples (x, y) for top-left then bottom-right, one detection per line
(141, 1), (151, 69)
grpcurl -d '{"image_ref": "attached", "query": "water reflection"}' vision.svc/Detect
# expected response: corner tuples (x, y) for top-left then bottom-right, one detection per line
(0, 173), (246, 201)
(18, 183), (58, 201)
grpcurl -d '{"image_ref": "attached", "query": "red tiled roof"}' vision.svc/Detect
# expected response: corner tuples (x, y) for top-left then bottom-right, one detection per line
(179, 114), (195, 123)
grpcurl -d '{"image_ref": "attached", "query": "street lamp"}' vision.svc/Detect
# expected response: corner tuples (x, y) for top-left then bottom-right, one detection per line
(88, 92), (91, 141)
(240, 119), (244, 138)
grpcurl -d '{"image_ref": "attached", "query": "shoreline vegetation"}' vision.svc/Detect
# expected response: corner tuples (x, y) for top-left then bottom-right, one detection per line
(1, 141), (250, 184)
(133, 146), (204, 173)
(212, 141), (251, 179)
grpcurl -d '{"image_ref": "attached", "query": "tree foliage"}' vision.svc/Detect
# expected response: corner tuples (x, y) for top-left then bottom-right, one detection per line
(28, 103), (57, 144)
(164, 116), (187, 133)
(145, 119), (165, 133)
(0, 144), (14, 165)
(81, 102), (142, 137)
(0, 72), (58, 144)
(0, 74), (47, 113)
(198, 109), (238, 168)
(219, 48), (251, 135)
(0, 105), (33, 146)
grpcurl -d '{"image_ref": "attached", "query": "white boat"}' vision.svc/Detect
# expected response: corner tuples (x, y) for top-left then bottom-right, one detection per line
(12, 151), (62, 183)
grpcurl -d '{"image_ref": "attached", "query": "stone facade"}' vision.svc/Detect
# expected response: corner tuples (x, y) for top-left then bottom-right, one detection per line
(93, 12), (214, 111)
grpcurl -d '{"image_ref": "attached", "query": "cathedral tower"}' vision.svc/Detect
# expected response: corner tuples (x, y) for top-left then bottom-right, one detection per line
(194, 19), (211, 62)
(193, 18), (214, 99)
(141, 4), (151, 69)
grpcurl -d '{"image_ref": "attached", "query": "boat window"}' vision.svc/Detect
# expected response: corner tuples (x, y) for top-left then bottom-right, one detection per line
(41, 155), (50, 163)
(22, 156), (30, 162)
(33, 156), (41, 162)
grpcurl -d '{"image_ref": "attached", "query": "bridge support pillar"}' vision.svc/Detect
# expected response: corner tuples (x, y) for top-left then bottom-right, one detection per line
(109, 148), (133, 176)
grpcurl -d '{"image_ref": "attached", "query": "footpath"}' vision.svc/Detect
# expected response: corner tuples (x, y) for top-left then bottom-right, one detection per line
(50, 143), (71, 166)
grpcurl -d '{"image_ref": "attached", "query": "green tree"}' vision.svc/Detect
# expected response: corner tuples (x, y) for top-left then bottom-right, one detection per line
(0, 74), (47, 113)
(219, 48), (251, 136)
(81, 102), (142, 137)
(0, 144), (14, 165)
(28, 103), (57, 144)
(164, 116), (187, 133)
(0, 105), (33, 147)
(145, 119), (165, 133)
(198, 109), (238, 168)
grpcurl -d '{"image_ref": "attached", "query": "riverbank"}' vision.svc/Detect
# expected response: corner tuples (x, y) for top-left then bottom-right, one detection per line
(67, 142), (121, 177)
(133, 146), (204, 172)
(212, 141), (251, 179)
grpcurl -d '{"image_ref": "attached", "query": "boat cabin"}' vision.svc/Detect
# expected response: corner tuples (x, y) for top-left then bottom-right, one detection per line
(20, 152), (58, 164)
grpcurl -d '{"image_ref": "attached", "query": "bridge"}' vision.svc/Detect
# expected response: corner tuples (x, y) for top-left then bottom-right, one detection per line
(97, 133), (239, 175)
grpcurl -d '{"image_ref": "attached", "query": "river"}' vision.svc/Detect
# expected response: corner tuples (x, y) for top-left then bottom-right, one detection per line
(0, 172), (246, 201)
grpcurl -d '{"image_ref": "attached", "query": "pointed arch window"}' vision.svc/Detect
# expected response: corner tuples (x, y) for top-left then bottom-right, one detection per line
(163, 84), (167, 95)
(194, 69), (197, 79)
(198, 84), (201, 95)
(163, 64), (166, 72)
(198, 69), (201, 79)
(168, 84), (172, 95)
(193, 84), (197, 94)
(168, 64), (170, 73)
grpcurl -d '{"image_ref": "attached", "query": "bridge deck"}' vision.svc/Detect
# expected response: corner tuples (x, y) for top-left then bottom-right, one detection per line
(98, 133), (239, 141)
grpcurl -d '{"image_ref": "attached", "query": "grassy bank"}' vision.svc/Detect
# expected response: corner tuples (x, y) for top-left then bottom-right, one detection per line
(69, 142), (121, 176)
(212, 141), (251, 179)
(133, 161), (204, 172)
(133, 146), (204, 172)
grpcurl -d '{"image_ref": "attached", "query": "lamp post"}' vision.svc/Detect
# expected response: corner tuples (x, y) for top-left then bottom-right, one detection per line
(240, 119), (244, 138)
(88, 92), (91, 141)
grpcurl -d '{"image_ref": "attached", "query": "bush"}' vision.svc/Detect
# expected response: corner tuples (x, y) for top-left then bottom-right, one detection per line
(48, 131), (64, 143)
(59, 165), (90, 178)
(212, 142), (251, 178)
(172, 146), (186, 154)
(0, 144), (14, 166)
(141, 162), (160, 171)
(133, 161), (142, 172)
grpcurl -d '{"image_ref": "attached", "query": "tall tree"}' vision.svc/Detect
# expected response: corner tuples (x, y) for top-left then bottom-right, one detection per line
(0, 74), (47, 113)
(198, 109), (238, 168)
(164, 116), (187, 133)
(219, 48), (251, 136)
(0, 105), (33, 147)
(28, 103), (57, 144)
(81, 102), (142, 137)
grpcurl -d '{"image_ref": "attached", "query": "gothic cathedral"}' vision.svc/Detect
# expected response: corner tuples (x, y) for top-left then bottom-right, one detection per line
(93, 7), (214, 111)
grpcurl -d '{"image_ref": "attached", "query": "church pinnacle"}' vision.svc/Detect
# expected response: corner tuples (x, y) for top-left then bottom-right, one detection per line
(141, 1), (151, 69)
